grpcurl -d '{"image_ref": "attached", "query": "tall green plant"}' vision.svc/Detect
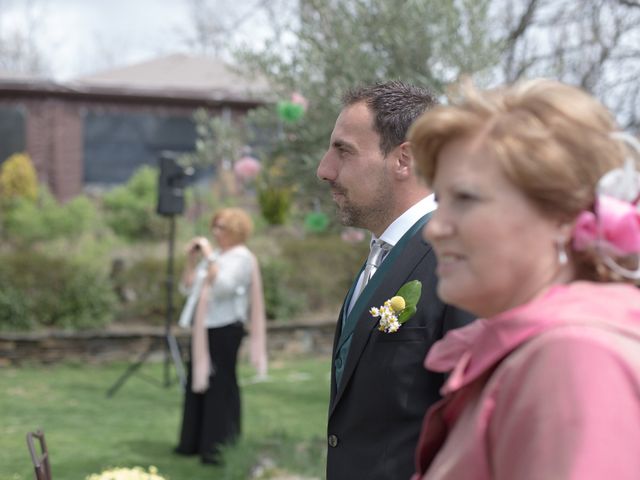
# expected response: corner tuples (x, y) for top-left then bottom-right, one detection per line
(0, 152), (38, 203)
(256, 154), (296, 225)
(0, 251), (117, 331)
(103, 166), (167, 241)
(2, 189), (99, 245)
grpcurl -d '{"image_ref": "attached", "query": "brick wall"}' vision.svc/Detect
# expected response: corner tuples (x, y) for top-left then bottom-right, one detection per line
(23, 98), (85, 202)
(2, 93), (252, 201)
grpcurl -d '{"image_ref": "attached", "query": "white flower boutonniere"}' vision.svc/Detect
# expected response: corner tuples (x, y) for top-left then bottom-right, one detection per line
(370, 280), (422, 333)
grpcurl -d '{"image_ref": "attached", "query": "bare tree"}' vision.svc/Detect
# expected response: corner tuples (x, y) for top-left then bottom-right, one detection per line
(0, 0), (48, 75)
(493, 0), (640, 130)
(179, 0), (279, 59)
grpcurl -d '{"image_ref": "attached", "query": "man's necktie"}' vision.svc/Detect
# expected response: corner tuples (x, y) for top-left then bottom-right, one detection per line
(355, 239), (391, 299)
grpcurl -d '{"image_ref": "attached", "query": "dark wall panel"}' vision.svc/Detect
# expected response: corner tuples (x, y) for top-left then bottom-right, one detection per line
(0, 106), (26, 164)
(83, 111), (198, 184)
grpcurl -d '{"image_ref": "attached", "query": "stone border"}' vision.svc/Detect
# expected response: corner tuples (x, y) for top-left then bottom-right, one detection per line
(0, 319), (337, 366)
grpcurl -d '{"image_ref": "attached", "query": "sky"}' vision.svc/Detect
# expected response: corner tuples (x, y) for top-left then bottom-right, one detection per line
(0, 0), (273, 80)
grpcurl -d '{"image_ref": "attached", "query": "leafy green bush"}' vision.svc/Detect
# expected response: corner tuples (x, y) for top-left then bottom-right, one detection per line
(2, 189), (100, 244)
(277, 234), (369, 312)
(0, 251), (117, 331)
(252, 232), (368, 320)
(258, 186), (293, 225)
(0, 284), (32, 330)
(102, 166), (168, 241)
(0, 152), (38, 203)
(260, 257), (306, 320)
(113, 255), (185, 324)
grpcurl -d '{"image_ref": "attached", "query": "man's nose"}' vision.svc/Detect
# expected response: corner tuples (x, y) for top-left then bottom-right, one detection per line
(317, 152), (336, 182)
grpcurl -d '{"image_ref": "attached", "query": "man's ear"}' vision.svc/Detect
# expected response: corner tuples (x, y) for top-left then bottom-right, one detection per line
(394, 141), (414, 180)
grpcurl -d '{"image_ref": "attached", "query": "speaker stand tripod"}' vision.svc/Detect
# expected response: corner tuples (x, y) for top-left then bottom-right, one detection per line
(106, 215), (186, 398)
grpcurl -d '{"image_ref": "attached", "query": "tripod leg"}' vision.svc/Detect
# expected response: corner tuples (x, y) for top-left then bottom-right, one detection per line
(106, 340), (158, 398)
(167, 333), (187, 390)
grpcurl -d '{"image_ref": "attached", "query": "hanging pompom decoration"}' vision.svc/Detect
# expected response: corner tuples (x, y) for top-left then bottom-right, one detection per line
(277, 101), (305, 123)
(304, 211), (329, 233)
(234, 155), (261, 182)
(290, 92), (309, 111)
(276, 92), (308, 124)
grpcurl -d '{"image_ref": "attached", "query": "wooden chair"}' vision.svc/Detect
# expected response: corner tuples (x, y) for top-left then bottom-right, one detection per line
(26, 430), (52, 480)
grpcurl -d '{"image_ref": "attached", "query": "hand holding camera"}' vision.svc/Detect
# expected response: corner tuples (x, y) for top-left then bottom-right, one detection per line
(186, 236), (213, 259)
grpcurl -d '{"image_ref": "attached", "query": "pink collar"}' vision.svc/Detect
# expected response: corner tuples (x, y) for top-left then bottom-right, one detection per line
(426, 282), (640, 395)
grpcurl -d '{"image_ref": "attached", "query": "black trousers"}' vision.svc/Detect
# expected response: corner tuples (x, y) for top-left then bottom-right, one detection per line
(175, 322), (245, 463)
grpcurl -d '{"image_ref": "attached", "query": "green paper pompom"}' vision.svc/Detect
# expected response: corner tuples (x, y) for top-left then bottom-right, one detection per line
(277, 101), (305, 123)
(304, 211), (329, 233)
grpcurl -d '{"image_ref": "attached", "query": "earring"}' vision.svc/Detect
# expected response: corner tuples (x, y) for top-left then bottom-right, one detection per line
(556, 238), (568, 266)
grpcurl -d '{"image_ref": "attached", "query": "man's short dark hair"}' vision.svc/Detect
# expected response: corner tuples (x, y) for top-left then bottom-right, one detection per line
(342, 80), (439, 155)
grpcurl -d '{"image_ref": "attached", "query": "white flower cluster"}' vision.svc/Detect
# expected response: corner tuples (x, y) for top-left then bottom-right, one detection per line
(85, 466), (166, 480)
(370, 299), (401, 333)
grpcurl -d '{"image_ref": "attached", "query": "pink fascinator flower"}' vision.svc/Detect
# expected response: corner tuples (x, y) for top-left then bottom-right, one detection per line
(573, 195), (640, 255)
(572, 211), (598, 251)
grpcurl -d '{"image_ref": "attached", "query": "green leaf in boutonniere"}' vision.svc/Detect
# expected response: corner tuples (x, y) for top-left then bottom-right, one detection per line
(369, 280), (422, 333)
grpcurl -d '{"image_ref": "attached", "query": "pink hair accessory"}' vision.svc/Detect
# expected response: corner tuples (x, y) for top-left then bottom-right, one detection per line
(572, 210), (598, 251)
(573, 195), (640, 255)
(572, 132), (640, 280)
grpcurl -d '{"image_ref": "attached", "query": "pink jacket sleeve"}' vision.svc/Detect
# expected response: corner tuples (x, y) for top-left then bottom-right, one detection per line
(489, 327), (640, 480)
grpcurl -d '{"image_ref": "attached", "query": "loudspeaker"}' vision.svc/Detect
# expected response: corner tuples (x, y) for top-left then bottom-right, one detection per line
(157, 154), (193, 216)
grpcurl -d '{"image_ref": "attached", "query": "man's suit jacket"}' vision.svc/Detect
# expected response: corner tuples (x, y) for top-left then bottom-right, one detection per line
(326, 216), (474, 480)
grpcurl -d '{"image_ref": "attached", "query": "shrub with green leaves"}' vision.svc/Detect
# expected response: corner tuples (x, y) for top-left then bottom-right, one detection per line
(258, 186), (293, 225)
(252, 233), (368, 320)
(0, 251), (117, 331)
(256, 154), (294, 225)
(0, 284), (31, 330)
(113, 255), (185, 324)
(2, 189), (99, 244)
(0, 152), (38, 203)
(102, 166), (167, 241)
(277, 234), (369, 312)
(260, 257), (306, 320)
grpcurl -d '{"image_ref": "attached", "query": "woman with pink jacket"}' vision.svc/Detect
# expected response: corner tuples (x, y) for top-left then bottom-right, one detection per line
(408, 79), (640, 479)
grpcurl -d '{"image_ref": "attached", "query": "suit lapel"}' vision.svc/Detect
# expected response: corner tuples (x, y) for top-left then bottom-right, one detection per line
(330, 214), (432, 415)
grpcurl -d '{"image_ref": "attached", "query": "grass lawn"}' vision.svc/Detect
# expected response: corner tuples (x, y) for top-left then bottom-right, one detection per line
(1, 355), (331, 480)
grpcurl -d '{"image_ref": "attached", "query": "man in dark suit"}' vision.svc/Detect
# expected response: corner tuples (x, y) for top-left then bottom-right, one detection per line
(317, 81), (474, 480)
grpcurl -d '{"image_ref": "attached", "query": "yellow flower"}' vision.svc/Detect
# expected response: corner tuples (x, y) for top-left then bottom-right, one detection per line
(85, 466), (166, 480)
(370, 280), (421, 334)
(389, 296), (406, 312)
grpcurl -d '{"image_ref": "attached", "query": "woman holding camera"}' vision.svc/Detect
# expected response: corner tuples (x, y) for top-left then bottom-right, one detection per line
(174, 207), (267, 465)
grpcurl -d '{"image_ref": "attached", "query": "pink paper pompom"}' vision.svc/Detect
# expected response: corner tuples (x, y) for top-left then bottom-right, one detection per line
(290, 92), (309, 111)
(234, 156), (261, 182)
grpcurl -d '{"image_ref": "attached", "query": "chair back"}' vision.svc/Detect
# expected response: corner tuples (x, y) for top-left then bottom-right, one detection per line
(26, 430), (52, 480)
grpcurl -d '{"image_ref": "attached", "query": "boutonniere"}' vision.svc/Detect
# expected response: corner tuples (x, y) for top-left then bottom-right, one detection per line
(369, 280), (422, 333)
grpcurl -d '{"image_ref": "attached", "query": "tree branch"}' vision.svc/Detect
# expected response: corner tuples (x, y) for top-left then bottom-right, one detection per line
(616, 0), (640, 8)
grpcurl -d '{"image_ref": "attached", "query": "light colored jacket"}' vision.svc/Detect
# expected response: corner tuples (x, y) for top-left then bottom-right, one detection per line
(179, 245), (253, 329)
(178, 244), (268, 388)
(413, 281), (640, 480)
